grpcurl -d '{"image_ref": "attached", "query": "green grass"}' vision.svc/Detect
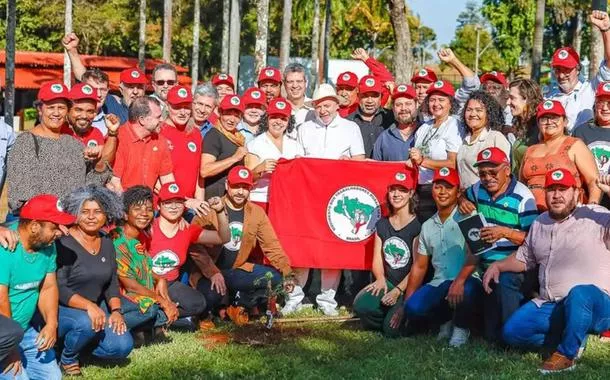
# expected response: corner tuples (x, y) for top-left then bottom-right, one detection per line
(79, 320), (610, 380)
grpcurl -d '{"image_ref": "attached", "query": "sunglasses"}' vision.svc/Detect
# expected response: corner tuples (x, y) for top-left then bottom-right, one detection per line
(155, 80), (176, 86)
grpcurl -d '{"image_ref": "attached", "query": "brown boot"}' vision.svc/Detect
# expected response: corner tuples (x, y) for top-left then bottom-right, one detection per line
(539, 352), (576, 374)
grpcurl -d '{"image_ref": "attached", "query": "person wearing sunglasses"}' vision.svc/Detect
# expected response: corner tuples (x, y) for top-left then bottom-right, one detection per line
(457, 147), (538, 343)
(151, 63), (179, 120)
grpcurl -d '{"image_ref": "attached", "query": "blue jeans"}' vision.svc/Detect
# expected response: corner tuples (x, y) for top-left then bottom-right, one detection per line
(120, 296), (168, 330)
(57, 306), (133, 365)
(0, 326), (61, 380)
(503, 284), (610, 359)
(405, 278), (483, 329)
(483, 271), (524, 342)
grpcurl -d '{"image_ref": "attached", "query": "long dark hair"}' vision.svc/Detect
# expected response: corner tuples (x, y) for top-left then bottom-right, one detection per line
(461, 90), (505, 134)
(510, 79), (542, 144)
(386, 188), (418, 216)
(256, 113), (297, 136)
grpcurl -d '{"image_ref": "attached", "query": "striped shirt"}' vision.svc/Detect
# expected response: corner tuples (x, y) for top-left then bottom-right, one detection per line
(465, 176), (538, 266)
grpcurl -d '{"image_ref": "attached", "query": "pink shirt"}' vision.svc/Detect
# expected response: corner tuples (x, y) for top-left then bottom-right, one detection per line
(516, 204), (610, 306)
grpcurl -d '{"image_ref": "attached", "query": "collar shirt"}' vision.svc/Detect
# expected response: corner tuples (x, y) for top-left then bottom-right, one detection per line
(103, 95), (129, 125)
(292, 97), (315, 127)
(150, 93), (169, 120)
(297, 115), (365, 159)
(372, 123), (416, 161)
(237, 122), (258, 144)
(92, 110), (108, 136)
(198, 120), (214, 139)
(348, 107), (396, 158)
(457, 128), (512, 189)
(516, 204), (610, 306)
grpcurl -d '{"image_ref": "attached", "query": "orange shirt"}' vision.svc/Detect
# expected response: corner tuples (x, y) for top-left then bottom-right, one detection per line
(113, 122), (173, 190)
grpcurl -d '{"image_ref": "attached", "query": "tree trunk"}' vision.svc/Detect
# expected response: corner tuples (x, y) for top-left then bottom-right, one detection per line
(310, 0), (320, 91)
(138, 0), (147, 70)
(388, 0), (412, 84)
(192, 0), (200, 91)
(228, 0), (241, 81)
(279, 0), (293, 70)
(531, 0), (545, 81)
(567, 10), (583, 56)
(590, 28), (603, 79)
(163, 0), (173, 62)
(322, 0), (331, 83)
(254, 0), (270, 75)
(221, 0), (230, 73)
(4, 0), (16, 126)
(64, 0), (73, 88)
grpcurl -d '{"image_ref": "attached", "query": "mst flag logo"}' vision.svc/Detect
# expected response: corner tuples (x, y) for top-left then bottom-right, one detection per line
(152, 250), (180, 275)
(224, 222), (243, 251)
(326, 186), (381, 242)
(383, 237), (410, 269)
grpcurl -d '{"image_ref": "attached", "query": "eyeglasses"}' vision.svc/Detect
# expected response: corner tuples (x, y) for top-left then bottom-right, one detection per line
(478, 166), (505, 178)
(155, 80), (176, 86)
(539, 115), (562, 125)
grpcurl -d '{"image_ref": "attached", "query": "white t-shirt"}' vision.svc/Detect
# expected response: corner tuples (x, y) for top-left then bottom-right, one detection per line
(246, 133), (304, 203)
(413, 115), (463, 184)
(457, 129), (511, 189)
(297, 115), (365, 159)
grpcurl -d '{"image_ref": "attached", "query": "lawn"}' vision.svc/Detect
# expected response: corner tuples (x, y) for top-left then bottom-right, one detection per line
(80, 314), (610, 380)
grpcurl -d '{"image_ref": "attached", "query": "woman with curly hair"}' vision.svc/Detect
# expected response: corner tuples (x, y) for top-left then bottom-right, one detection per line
(244, 97), (304, 211)
(507, 79), (542, 175)
(55, 184), (132, 375)
(457, 91), (511, 188)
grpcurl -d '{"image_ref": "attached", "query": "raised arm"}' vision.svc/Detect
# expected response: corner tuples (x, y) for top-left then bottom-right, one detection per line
(61, 33), (88, 81)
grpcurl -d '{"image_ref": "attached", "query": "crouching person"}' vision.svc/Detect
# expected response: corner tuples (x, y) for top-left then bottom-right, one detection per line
(485, 169), (610, 374)
(389, 168), (483, 347)
(56, 185), (133, 375)
(353, 170), (421, 337)
(0, 195), (74, 380)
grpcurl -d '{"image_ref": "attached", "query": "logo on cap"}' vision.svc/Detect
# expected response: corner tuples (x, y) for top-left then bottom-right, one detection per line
(187, 142), (197, 152)
(276, 101), (286, 110)
(265, 69), (275, 77)
(342, 73), (351, 81)
(551, 170), (564, 180)
(131, 70), (141, 78)
(395, 172), (406, 181)
(481, 149), (492, 159)
(177, 88), (188, 98)
(168, 184), (180, 193)
(558, 49), (569, 60)
(490, 71), (498, 76)
(56, 200), (64, 212)
(51, 84), (63, 94)
(397, 85), (407, 92)
(434, 81), (443, 89)
(230, 96), (240, 105)
(365, 78), (375, 87)
(238, 169), (249, 179)
(82, 85), (93, 95)
(218, 74), (228, 80)
(603, 83), (610, 92)
(87, 140), (98, 148)
(251, 91), (261, 99)
(543, 100), (554, 110)
(439, 167), (450, 177)
(418, 69), (428, 76)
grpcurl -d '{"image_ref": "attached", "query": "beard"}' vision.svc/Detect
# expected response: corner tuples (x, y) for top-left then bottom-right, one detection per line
(548, 197), (577, 220)
(396, 113), (416, 125)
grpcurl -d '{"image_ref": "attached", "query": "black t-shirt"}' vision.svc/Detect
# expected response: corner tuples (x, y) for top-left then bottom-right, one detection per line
(56, 234), (120, 306)
(573, 121), (610, 207)
(216, 207), (245, 270)
(202, 128), (242, 199)
(375, 216), (421, 286)
(348, 108), (395, 158)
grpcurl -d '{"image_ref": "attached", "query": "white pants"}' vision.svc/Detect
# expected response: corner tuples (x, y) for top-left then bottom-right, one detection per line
(288, 268), (341, 310)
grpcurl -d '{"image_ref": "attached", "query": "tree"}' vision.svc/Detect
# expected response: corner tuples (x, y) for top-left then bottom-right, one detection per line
(347, 0), (392, 56)
(531, 0), (545, 81)
(221, 0), (230, 72)
(457, 0), (486, 29)
(138, 0), (146, 70)
(192, 0), (200, 89)
(279, 0), (292, 70)
(450, 24), (507, 73)
(388, 0), (413, 83)
(64, 0), (73, 87)
(255, 0), (270, 74)
(310, 0), (321, 90)
(163, 0), (172, 62)
(228, 0), (241, 80)
(4, 0), (16, 124)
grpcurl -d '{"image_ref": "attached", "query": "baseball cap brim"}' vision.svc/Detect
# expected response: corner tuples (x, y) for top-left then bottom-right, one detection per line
(47, 212), (77, 226)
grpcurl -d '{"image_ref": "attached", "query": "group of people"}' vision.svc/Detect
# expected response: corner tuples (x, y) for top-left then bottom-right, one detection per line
(3, 9), (610, 378)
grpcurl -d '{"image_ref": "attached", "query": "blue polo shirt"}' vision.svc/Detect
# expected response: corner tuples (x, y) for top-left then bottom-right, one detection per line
(198, 120), (214, 139)
(372, 124), (415, 161)
(104, 95), (129, 125)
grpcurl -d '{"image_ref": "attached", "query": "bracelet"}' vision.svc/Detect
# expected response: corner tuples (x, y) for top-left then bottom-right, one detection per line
(107, 130), (118, 137)
(111, 307), (122, 314)
(602, 26), (610, 33)
(396, 286), (405, 294)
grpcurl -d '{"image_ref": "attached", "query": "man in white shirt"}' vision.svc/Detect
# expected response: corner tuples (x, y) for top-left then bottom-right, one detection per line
(283, 63), (315, 128)
(286, 84), (365, 316)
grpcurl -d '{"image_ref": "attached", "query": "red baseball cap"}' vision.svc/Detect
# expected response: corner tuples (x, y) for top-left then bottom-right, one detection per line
(411, 67), (438, 84)
(20, 194), (76, 225)
(120, 67), (147, 85)
(544, 168), (577, 189)
(388, 171), (415, 190)
(537, 100), (566, 119)
(392, 84), (417, 100)
(38, 82), (70, 102)
(258, 67), (282, 84)
(426, 80), (455, 97)
(474, 147), (509, 167)
(358, 75), (383, 95)
(218, 94), (245, 113)
(227, 166), (253, 187)
(433, 167), (460, 187)
(267, 98), (292, 118)
(167, 85), (193, 106)
(242, 88), (267, 109)
(551, 47), (580, 69)
(480, 71), (508, 87)
(336, 72), (359, 88)
(596, 82), (610, 98)
(212, 73), (235, 89)
(68, 83), (98, 102)
(158, 183), (187, 202)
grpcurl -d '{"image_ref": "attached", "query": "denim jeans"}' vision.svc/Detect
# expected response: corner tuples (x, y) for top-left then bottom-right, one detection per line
(502, 284), (610, 359)
(483, 271), (524, 342)
(0, 316), (23, 364)
(405, 278), (483, 329)
(57, 306), (133, 365)
(0, 326), (61, 380)
(120, 296), (168, 330)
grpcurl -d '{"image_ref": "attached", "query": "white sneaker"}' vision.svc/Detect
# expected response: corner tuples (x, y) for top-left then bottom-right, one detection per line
(320, 306), (339, 317)
(449, 327), (470, 347)
(436, 321), (454, 341)
(281, 302), (302, 315)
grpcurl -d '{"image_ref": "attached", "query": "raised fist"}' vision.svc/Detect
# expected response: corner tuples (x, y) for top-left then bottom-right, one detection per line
(62, 33), (80, 51)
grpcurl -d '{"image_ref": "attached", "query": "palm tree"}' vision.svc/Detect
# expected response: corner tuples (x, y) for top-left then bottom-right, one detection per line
(138, 0), (146, 70)
(163, 0), (172, 62)
(279, 0), (293, 70)
(192, 0), (200, 90)
(531, 0), (545, 81)
(348, 0), (392, 55)
(221, 0), (230, 73)
(255, 0), (270, 74)
(388, 0), (413, 84)
(64, 0), (73, 87)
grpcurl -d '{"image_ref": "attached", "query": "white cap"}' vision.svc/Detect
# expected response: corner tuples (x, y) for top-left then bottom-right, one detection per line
(306, 83), (340, 107)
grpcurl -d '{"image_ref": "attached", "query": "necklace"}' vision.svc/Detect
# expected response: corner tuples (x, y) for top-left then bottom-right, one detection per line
(75, 228), (101, 256)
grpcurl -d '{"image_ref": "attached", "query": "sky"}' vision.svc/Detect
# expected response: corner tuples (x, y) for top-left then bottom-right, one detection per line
(409, 0), (480, 47)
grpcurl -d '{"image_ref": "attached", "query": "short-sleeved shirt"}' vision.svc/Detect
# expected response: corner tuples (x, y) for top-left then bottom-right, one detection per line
(246, 133), (304, 203)
(149, 218), (203, 282)
(465, 177), (538, 266)
(217, 207), (245, 270)
(237, 122), (257, 144)
(198, 120), (214, 139)
(297, 115), (365, 159)
(413, 115), (463, 185)
(60, 125), (105, 148)
(573, 120), (610, 175)
(113, 227), (156, 313)
(372, 124), (416, 161)
(418, 207), (469, 286)
(376, 217), (421, 286)
(348, 107), (396, 158)
(457, 129), (511, 189)
(202, 128), (242, 199)
(0, 224), (57, 329)
(103, 95), (129, 125)
(113, 122), (173, 190)
(160, 124), (203, 197)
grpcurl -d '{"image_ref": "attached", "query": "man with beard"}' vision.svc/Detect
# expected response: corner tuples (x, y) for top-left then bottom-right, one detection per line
(348, 76), (396, 158)
(336, 72), (359, 118)
(192, 83), (219, 138)
(480, 71), (512, 127)
(0, 195), (76, 380)
(257, 67), (282, 104)
(237, 88), (267, 144)
(456, 147), (538, 343)
(81, 69), (111, 136)
(372, 84), (418, 161)
(283, 63), (314, 127)
(485, 168), (610, 373)
(150, 63), (179, 119)
(546, 11), (610, 133)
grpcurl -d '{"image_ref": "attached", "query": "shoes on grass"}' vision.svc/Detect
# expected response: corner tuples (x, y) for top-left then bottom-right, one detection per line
(538, 352), (576, 374)
(436, 320), (454, 341)
(448, 327), (470, 347)
(320, 306), (339, 317)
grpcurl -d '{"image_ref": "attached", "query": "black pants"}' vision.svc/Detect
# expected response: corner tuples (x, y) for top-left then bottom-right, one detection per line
(416, 184), (437, 224)
(482, 271), (525, 342)
(168, 281), (207, 318)
(0, 315), (23, 364)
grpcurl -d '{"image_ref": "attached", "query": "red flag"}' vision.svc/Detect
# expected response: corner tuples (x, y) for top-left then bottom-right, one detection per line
(268, 158), (416, 270)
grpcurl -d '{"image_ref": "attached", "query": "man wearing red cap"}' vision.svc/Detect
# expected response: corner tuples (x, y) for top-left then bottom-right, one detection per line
(257, 67), (282, 104)
(456, 147), (538, 342)
(411, 67), (438, 107)
(351, 48), (394, 108)
(237, 88), (267, 143)
(480, 71), (512, 126)
(0, 194), (76, 380)
(372, 84), (418, 161)
(336, 71), (360, 118)
(546, 11), (610, 133)
(485, 169), (610, 373)
(211, 73), (236, 103)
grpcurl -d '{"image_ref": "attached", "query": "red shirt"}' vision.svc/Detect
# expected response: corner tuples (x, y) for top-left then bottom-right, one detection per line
(113, 122), (173, 190)
(61, 125), (105, 147)
(159, 123), (202, 198)
(148, 218), (203, 281)
(339, 102), (359, 118)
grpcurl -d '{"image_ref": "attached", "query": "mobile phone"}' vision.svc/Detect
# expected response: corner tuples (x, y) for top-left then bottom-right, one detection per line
(593, 0), (608, 12)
